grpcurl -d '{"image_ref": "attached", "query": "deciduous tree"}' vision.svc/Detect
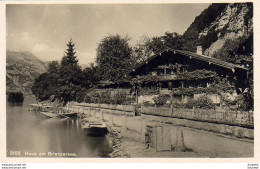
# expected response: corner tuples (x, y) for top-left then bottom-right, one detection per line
(96, 34), (132, 82)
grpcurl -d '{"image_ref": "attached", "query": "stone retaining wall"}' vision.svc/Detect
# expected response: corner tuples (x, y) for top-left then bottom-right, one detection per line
(75, 106), (253, 156)
(67, 102), (254, 139)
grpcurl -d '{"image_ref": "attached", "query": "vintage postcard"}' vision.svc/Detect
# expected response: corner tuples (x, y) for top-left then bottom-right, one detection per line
(1, 0), (259, 164)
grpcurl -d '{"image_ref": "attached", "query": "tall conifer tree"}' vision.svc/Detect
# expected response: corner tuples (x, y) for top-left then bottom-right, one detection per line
(57, 38), (83, 104)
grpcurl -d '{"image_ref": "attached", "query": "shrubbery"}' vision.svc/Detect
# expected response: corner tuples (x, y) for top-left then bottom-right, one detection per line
(172, 95), (215, 109)
(84, 90), (132, 105)
(152, 94), (170, 107)
(195, 95), (215, 109)
(143, 94), (215, 109)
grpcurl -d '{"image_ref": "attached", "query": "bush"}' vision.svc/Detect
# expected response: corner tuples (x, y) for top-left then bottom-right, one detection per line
(153, 95), (170, 106)
(75, 88), (87, 103)
(111, 90), (131, 105)
(172, 101), (185, 108)
(234, 92), (253, 111)
(84, 90), (132, 105)
(185, 98), (196, 109)
(195, 95), (215, 109)
(172, 95), (215, 109)
(142, 101), (154, 107)
(99, 90), (112, 104)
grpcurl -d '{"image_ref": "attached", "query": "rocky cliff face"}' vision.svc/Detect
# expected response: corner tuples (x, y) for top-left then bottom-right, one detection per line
(183, 3), (253, 58)
(6, 50), (47, 95)
(202, 3), (253, 56)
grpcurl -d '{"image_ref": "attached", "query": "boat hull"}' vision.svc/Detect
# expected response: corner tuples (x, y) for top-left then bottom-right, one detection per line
(82, 127), (108, 137)
(59, 112), (78, 118)
(81, 122), (108, 136)
(40, 112), (60, 118)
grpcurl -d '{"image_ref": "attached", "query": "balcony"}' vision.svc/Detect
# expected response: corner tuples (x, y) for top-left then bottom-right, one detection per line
(157, 74), (178, 81)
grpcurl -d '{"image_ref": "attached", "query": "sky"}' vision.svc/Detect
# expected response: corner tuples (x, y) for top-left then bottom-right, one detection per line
(6, 4), (210, 65)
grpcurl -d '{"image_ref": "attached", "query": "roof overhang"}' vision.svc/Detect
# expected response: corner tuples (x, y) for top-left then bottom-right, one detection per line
(129, 48), (248, 76)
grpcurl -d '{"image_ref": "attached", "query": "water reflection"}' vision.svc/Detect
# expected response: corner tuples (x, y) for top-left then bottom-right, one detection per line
(6, 98), (112, 157)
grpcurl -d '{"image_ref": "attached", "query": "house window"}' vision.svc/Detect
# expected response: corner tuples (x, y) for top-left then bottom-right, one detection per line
(152, 71), (157, 76)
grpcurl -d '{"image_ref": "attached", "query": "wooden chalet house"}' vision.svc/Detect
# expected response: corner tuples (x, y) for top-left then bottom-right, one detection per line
(128, 46), (249, 104)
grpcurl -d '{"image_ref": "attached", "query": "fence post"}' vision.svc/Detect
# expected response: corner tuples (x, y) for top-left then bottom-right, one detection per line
(170, 127), (176, 150)
(152, 127), (157, 149)
(192, 107), (195, 118)
(101, 110), (104, 121)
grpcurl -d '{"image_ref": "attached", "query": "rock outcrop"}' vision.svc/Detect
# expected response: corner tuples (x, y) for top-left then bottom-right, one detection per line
(203, 3), (253, 56)
(183, 3), (253, 57)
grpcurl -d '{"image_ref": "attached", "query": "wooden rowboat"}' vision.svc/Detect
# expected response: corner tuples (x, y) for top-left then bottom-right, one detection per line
(81, 121), (108, 136)
(40, 112), (60, 118)
(59, 112), (78, 118)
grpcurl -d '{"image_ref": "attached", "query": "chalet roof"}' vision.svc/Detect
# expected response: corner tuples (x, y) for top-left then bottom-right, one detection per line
(129, 48), (248, 75)
(174, 49), (248, 70)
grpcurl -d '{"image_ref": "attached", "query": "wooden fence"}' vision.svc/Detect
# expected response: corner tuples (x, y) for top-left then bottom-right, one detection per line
(139, 106), (254, 128)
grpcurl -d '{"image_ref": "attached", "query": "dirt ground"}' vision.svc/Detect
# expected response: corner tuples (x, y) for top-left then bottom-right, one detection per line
(108, 127), (205, 158)
(107, 124), (253, 158)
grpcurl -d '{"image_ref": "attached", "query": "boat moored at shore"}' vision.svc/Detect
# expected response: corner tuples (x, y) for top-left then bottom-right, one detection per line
(81, 121), (108, 137)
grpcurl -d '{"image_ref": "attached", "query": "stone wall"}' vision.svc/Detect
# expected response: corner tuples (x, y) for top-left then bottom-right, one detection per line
(68, 102), (254, 139)
(69, 104), (253, 156)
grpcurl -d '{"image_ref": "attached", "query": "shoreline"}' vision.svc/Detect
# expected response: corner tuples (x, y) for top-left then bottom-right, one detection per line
(107, 127), (201, 158)
(107, 125), (253, 158)
(29, 103), (254, 157)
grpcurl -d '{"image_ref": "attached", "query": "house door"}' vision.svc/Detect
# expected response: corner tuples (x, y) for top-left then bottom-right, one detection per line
(168, 81), (173, 90)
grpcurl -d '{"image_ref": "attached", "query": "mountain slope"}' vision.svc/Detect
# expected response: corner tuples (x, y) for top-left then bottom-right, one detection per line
(182, 3), (253, 60)
(6, 50), (47, 95)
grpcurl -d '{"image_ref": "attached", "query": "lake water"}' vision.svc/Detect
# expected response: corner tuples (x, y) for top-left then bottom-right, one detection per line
(6, 98), (113, 157)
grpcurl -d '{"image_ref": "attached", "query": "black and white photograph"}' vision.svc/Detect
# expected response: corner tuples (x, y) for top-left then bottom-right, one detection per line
(5, 2), (254, 159)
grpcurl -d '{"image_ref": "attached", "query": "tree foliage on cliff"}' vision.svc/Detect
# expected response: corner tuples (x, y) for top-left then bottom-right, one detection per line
(182, 3), (228, 52)
(132, 32), (183, 63)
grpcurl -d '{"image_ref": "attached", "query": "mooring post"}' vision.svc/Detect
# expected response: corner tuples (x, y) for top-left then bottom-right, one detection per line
(156, 126), (163, 151)
(121, 114), (127, 133)
(89, 108), (91, 116)
(109, 114), (113, 126)
(141, 118), (147, 143)
(175, 127), (186, 152)
(162, 126), (171, 151)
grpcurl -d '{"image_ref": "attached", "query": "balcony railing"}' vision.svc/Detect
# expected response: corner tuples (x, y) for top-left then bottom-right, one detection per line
(157, 74), (178, 81)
